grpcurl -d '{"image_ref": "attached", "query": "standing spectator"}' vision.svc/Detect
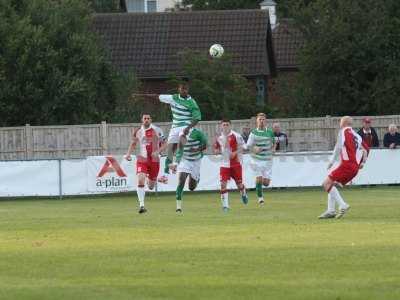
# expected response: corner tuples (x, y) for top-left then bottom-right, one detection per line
(357, 117), (379, 148)
(241, 126), (251, 143)
(273, 122), (288, 151)
(383, 124), (400, 149)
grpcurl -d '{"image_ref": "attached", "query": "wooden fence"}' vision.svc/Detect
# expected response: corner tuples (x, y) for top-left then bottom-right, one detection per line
(1, 115), (399, 160)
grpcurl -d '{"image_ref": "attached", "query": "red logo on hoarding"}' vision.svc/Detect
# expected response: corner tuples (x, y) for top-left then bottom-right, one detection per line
(97, 156), (127, 177)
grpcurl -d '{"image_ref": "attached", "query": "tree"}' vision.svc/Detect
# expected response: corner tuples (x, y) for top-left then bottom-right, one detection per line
(169, 50), (260, 121)
(289, 0), (400, 116)
(0, 0), (137, 126)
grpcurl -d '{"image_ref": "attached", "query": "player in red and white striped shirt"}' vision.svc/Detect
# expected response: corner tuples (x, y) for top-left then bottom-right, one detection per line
(319, 116), (369, 219)
(125, 114), (167, 214)
(213, 119), (248, 211)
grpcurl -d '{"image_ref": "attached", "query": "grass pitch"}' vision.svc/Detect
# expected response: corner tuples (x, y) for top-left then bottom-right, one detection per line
(1, 187), (400, 300)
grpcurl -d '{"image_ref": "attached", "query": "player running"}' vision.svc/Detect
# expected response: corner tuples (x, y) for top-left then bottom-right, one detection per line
(213, 119), (248, 211)
(125, 114), (167, 214)
(173, 127), (207, 213)
(157, 82), (202, 183)
(319, 116), (369, 219)
(244, 113), (276, 205)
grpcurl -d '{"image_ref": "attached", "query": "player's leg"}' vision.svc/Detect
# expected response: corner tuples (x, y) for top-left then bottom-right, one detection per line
(176, 172), (188, 213)
(147, 160), (159, 191)
(232, 165), (248, 205)
(323, 165), (352, 219)
(136, 172), (147, 214)
(255, 176), (264, 205)
(318, 176), (337, 219)
(188, 176), (198, 191)
(220, 167), (230, 211)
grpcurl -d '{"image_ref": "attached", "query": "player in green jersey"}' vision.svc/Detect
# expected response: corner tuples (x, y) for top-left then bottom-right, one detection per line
(172, 127), (207, 213)
(157, 82), (202, 183)
(244, 113), (276, 205)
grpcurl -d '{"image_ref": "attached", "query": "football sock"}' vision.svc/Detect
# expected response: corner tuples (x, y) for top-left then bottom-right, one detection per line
(221, 189), (229, 208)
(330, 186), (348, 208)
(327, 193), (335, 213)
(164, 157), (172, 174)
(176, 200), (182, 210)
(256, 182), (263, 199)
(137, 185), (145, 207)
(176, 185), (184, 201)
(240, 186), (247, 196)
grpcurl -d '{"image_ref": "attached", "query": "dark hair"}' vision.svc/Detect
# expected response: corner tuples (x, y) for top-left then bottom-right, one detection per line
(221, 119), (231, 124)
(142, 113), (151, 118)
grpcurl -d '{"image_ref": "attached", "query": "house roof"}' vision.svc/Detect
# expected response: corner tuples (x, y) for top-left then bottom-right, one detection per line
(272, 19), (304, 69)
(91, 10), (276, 79)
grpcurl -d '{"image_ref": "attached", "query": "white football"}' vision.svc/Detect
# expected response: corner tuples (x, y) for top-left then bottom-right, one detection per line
(209, 44), (224, 58)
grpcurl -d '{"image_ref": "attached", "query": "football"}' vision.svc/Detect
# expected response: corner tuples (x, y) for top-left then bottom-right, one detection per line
(209, 44), (224, 58)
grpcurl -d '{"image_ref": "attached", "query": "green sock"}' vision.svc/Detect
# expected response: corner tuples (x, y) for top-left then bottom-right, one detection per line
(176, 185), (184, 200)
(256, 182), (263, 198)
(164, 157), (172, 174)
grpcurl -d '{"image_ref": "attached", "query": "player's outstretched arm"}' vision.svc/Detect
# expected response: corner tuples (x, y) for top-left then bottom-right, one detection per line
(125, 128), (139, 161)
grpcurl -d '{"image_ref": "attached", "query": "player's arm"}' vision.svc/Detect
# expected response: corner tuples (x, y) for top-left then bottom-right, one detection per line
(328, 132), (343, 169)
(152, 128), (167, 158)
(244, 132), (261, 154)
(159, 94), (174, 104)
(125, 128), (139, 161)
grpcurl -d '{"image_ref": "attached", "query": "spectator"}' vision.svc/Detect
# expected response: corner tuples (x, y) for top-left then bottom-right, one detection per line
(383, 124), (400, 149)
(241, 126), (251, 143)
(272, 122), (288, 151)
(357, 117), (379, 148)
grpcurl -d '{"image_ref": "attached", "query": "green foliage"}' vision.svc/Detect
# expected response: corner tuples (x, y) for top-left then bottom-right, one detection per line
(169, 50), (259, 120)
(290, 0), (400, 116)
(0, 0), (137, 126)
(182, 0), (260, 10)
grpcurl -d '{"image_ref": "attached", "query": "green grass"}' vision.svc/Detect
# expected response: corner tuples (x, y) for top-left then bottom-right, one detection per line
(1, 187), (400, 300)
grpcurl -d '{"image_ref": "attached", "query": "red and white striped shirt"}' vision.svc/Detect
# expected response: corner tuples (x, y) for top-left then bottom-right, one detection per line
(214, 130), (244, 168)
(330, 127), (369, 166)
(134, 125), (165, 162)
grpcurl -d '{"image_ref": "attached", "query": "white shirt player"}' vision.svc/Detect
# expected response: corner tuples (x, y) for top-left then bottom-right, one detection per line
(134, 124), (165, 161)
(215, 130), (245, 168)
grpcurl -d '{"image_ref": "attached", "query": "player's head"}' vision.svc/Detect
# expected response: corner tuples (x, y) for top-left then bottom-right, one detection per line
(142, 114), (152, 127)
(256, 113), (267, 128)
(178, 82), (189, 98)
(272, 122), (281, 133)
(220, 119), (231, 134)
(340, 116), (353, 128)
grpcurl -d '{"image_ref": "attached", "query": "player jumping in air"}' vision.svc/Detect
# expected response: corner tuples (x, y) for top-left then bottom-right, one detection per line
(213, 119), (248, 211)
(125, 114), (167, 214)
(244, 113), (276, 205)
(173, 127), (207, 213)
(156, 82), (202, 183)
(319, 116), (369, 219)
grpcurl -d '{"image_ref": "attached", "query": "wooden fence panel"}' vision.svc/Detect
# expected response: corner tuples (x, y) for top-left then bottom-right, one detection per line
(1, 115), (399, 160)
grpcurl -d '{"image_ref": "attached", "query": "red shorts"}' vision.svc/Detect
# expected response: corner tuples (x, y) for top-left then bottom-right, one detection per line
(329, 163), (359, 185)
(220, 165), (243, 183)
(136, 160), (160, 181)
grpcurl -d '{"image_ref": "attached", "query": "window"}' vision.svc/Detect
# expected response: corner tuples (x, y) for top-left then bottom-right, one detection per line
(147, 0), (157, 12)
(126, 0), (145, 12)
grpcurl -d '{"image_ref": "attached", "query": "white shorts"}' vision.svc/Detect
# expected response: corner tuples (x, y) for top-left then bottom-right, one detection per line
(250, 159), (272, 179)
(177, 158), (201, 182)
(167, 126), (186, 144)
